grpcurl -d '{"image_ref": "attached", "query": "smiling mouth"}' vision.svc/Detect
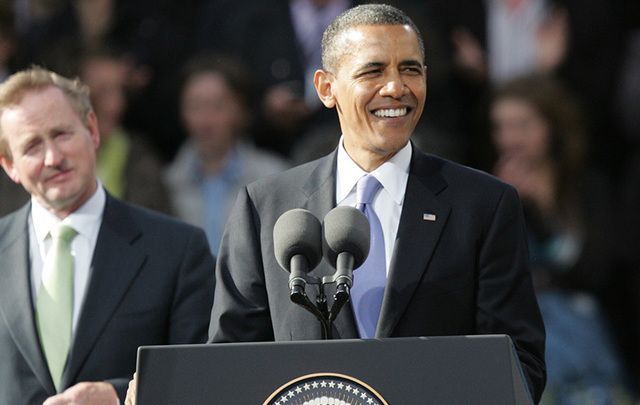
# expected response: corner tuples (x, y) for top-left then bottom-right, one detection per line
(373, 107), (409, 118)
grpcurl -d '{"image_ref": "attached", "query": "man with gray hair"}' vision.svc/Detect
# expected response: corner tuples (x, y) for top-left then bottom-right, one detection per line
(0, 67), (214, 404)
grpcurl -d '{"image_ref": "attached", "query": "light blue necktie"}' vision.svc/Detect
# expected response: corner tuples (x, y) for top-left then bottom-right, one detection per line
(351, 175), (386, 338)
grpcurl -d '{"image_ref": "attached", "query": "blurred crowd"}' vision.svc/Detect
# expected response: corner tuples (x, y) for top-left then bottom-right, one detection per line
(1, 0), (639, 403)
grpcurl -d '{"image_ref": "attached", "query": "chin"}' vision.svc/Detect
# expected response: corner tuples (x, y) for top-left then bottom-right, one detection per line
(377, 133), (411, 149)
(45, 187), (82, 206)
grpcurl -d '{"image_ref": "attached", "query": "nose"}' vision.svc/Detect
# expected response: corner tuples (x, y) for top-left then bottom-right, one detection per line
(43, 141), (64, 167)
(379, 73), (406, 99)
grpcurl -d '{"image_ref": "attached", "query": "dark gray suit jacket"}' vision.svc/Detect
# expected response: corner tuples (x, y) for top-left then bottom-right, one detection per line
(209, 147), (546, 402)
(0, 194), (215, 404)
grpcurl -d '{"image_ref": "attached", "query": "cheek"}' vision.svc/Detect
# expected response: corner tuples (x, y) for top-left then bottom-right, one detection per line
(412, 81), (427, 100)
(354, 94), (374, 123)
(184, 108), (210, 128)
(217, 107), (241, 131)
(345, 84), (371, 109)
(15, 157), (43, 179)
(492, 131), (516, 153)
(528, 128), (551, 154)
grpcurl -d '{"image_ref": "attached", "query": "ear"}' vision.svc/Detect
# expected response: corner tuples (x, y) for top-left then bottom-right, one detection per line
(314, 69), (336, 108)
(0, 155), (21, 184)
(86, 111), (101, 150)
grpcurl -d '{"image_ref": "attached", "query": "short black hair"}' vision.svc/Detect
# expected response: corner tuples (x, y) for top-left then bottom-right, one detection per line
(321, 3), (424, 72)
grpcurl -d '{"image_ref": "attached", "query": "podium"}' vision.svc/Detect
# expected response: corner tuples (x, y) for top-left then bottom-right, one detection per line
(135, 335), (533, 404)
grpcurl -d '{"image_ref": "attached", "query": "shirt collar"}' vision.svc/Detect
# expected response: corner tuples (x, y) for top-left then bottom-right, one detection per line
(336, 137), (411, 205)
(31, 181), (106, 242)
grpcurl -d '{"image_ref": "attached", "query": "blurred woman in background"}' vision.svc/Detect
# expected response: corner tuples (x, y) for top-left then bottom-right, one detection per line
(489, 75), (632, 404)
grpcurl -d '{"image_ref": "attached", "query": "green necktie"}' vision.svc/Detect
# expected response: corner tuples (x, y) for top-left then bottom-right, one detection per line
(36, 224), (77, 390)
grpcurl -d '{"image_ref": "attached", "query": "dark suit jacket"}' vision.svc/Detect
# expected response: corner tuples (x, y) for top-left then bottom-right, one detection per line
(209, 146), (546, 402)
(0, 171), (29, 217)
(0, 194), (215, 404)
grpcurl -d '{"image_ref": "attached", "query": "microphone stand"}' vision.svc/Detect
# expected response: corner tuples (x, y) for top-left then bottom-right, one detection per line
(289, 274), (352, 340)
(289, 275), (332, 339)
(325, 252), (354, 323)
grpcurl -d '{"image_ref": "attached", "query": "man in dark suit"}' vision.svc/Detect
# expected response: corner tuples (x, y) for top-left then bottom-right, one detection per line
(206, 4), (546, 403)
(0, 67), (214, 404)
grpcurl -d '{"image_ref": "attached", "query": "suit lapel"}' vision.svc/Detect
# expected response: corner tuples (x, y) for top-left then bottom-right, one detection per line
(0, 204), (56, 394)
(376, 150), (451, 337)
(300, 151), (337, 220)
(61, 196), (146, 387)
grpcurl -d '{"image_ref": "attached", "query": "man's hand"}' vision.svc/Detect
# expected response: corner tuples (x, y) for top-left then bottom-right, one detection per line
(43, 382), (118, 405)
(124, 373), (137, 405)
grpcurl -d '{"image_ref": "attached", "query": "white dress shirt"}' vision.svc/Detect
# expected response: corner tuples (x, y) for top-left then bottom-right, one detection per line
(29, 184), (105, 333)
(336, 138), (411, 273)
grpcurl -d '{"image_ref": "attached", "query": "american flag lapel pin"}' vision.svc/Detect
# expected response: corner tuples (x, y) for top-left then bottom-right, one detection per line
(423, 212), (436, 222)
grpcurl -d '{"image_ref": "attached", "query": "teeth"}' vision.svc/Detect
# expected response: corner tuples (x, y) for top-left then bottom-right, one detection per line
(374, 108), (407, 118)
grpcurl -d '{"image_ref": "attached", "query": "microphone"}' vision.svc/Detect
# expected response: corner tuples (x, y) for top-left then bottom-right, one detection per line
(274, 209), (333, 337)
(322, 206), (370, 320)
(273, 208), (323, 298)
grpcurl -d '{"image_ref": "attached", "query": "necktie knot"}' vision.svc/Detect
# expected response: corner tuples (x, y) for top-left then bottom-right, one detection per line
(356, 175), (382, 209)
(51, 224), (77, 245)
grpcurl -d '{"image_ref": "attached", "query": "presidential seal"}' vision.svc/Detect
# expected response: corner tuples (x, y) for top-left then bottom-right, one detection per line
(263, 372), (389, 405)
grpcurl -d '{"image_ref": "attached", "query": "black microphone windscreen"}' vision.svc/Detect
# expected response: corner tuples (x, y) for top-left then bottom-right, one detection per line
(273, 208), (323, 272)
(323, 206), (370, 269)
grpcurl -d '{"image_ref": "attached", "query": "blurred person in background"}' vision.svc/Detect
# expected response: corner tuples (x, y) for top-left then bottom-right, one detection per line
(443, 0), (569, 84)
(165, 54), (289, 255)
(79, 46), (172, 214)
(489, 74), (632, 404)
(432, 0), (625, 173)
(16, 0), (128, 75)
(610, 8), (640, 391)
(0, 2), (29, 215)
(613, 145), (640, 396)
(614, 2), (640, 149)
(196, 0), (355, 158)
(13, 0), (203, 161)
(0, 3), (17, 82)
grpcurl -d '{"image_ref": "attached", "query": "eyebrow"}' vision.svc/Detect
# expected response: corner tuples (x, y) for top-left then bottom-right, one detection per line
(355, 59), (424, 73)
(50, 124), (74, 132)
(18, 124), (74, 144)
(355, 62), (385, 73)
(16, 132), (40, 151)
(399, 60), (424, 68)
